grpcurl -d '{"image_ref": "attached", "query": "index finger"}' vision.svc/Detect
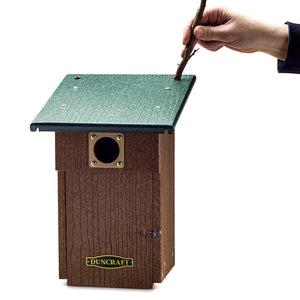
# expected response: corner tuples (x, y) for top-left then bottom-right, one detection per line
(183, 17), (194, 45)
(200, 7), (230, 26)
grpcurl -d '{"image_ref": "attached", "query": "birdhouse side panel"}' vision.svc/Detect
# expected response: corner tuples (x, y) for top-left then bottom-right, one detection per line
(58, 171), (67, 279)
(159, 132), (175, 280)
(152, 132), (175, 283)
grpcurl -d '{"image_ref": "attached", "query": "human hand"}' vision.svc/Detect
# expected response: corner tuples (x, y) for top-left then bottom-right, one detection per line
(182, 7), (289, 61)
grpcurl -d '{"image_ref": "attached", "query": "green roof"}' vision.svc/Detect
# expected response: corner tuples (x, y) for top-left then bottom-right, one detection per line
(30, 74), (196, 133)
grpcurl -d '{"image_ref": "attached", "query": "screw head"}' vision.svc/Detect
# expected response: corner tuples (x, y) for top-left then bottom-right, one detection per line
(116, 135), (123, 141)
(154, 229), (161, 237)
(90, 161), (97, 167)
(91, 134), (97, 140)
(117, 161), (123, 168)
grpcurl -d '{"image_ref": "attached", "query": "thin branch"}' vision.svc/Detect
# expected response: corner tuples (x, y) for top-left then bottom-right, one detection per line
(190, 48), (200, 58)
(174, 0), (207, 80)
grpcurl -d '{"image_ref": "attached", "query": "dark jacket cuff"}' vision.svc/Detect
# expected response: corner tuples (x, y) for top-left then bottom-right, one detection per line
(278, 22), (300, 74)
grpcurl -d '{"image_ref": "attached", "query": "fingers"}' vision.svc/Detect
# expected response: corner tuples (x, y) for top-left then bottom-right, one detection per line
(181, 47), (186, 58)
(183, 17), (194, 45)
(196, 40), (224, 52)
(200, 7), (230, 26)
(181, 7), (232, 54)
(182, 7), (231, 45)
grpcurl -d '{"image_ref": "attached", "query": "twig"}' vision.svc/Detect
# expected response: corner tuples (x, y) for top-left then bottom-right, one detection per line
(174, 0), (207, 80)
(190, 48), (200, 58)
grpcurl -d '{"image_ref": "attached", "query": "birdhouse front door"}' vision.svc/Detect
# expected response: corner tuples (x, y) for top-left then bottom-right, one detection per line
(63, 171), (155, 288)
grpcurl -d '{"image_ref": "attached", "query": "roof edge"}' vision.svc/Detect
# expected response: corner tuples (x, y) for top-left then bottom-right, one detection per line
(30, 122), (174, 134)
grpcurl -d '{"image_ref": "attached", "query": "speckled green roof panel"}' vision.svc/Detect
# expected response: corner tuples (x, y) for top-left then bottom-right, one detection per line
(30, 74), (196, 133)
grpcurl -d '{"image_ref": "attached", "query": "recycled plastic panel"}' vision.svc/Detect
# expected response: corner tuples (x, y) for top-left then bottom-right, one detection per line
(55, 132), (175, 288)
(64, 170), (154, 288)
(30, 74), (196, 133)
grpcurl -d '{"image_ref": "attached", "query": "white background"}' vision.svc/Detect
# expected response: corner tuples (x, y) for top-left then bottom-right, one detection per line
(1, 0), (300, 299)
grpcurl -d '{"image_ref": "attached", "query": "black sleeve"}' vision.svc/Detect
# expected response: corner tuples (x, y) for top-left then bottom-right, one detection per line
(278, 22), (300, 74)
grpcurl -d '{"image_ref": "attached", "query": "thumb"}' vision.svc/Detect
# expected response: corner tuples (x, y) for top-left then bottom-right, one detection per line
(194, 25), (226, 42)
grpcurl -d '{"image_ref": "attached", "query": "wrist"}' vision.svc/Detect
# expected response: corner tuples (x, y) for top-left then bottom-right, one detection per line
(259, 23), (289, 61)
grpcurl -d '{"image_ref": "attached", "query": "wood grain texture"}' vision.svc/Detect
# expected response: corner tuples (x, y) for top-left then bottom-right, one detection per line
(152, 132), (175, 282)
(55, 131), (175, 288)
(65, 171), (154, 288)
(58, 171), (67, 279)
(159, 132), (175, 280)
(30, 74), (196, 134)
(55, 132), (159, 172)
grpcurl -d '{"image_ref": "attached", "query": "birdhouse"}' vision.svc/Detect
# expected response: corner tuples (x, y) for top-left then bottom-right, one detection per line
(30, 74), (196, 289)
